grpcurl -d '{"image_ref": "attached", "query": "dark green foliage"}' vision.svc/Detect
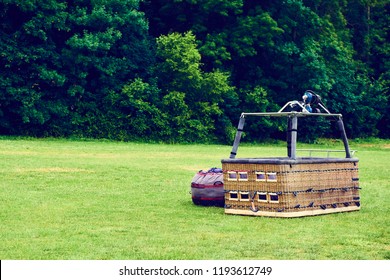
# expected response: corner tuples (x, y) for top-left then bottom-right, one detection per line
(144, 0), (389, 141)
(0, 1), (68, 135)
(108, 78), (170, 141)
(1, 0), (154, 139)
(0, 0), (388, 142)
(155, 32), (237, 142)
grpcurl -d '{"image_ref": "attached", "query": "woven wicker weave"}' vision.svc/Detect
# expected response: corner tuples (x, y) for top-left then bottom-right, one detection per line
(222, 157), (360, 217)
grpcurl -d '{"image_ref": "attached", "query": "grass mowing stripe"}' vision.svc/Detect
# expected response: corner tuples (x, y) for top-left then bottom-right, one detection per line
(0, 138), (389, 259)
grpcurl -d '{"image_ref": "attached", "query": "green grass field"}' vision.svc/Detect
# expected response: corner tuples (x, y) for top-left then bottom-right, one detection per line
(0, 137), (389, 260)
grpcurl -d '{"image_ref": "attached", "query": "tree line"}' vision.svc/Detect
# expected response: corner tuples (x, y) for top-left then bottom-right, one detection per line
(1, 0), (389, 143)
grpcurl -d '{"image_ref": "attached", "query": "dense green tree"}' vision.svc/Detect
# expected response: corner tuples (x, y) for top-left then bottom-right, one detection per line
(143, 0), (389, 140)
(143, 0), (285, 140)
(345, 0), (390, 137)
(0, 0), (68, 135)
(108, 78), (169, 141)
(155, 31), (237, 142)
(0, 0), (388, 141)
(0, 0), (154, 138)
(266, 0), (388, 139)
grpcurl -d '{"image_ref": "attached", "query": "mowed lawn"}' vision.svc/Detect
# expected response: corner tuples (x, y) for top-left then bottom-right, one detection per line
(0, 137), (389, 260)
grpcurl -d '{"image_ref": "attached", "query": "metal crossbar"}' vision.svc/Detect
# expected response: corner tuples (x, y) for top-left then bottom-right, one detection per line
(240, 112), (342, 118)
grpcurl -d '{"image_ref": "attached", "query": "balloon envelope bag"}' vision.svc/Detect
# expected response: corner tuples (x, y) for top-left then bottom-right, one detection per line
(191, 168), (224, 207)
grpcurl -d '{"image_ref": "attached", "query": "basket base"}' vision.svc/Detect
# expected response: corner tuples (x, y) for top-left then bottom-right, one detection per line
(225, 205), (360, 218)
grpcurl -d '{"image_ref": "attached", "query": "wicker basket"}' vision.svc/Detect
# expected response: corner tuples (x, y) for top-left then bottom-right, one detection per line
(222, 157), (360, 217)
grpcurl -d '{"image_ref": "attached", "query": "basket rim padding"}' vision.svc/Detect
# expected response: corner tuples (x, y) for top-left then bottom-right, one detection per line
(222, 157), (358, 165)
